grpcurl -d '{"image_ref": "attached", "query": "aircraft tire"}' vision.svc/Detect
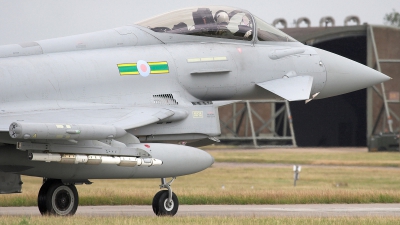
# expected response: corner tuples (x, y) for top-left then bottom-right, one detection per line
(152, 190), (164, 215)
(153, 190), (179, 216)
(44, 181), (79, 216)
(38, 179), (56, 215)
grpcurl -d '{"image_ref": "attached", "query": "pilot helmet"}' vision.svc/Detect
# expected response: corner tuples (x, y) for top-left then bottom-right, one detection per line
(215, 11), (229, 24)
(241, 15), (251, 26)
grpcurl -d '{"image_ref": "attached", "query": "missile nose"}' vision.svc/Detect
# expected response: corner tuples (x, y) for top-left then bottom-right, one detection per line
(209, 154), (215, 166)
(314, 48), (391, 99)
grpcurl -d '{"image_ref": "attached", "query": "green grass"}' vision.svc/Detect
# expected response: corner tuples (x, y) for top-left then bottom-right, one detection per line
(2, 164), (400, 206)
(206, 148), (400, 167)
(0, 216), (399, 225)
(1, 148), (400, 206)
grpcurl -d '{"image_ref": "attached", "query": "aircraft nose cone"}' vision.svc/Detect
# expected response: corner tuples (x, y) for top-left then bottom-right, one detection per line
(314, 48), (391, 99)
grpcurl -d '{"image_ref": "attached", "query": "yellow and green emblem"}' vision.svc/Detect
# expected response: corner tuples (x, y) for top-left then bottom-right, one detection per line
(117, 61), (169, 76)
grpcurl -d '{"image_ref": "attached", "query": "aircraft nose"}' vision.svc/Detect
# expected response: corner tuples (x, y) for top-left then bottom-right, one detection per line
(313, 47), (391, 99)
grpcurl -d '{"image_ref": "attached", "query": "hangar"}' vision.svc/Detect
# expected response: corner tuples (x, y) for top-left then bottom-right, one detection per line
(218, 21), (400, 147)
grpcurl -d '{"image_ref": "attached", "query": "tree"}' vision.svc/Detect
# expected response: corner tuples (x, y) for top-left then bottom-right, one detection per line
(384, 9), (400, 27)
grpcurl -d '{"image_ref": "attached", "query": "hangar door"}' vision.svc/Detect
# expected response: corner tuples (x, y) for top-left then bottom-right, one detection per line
(290, 36), (367, 146)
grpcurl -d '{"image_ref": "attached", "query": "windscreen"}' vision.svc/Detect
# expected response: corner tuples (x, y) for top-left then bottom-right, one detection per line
(255, 16), (297, 42)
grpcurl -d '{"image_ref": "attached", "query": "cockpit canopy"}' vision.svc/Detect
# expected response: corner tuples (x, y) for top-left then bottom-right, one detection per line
(136, 6), (297, 42)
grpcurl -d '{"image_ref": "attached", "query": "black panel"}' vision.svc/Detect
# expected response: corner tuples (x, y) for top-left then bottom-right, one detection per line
(290, 36), (367, 146)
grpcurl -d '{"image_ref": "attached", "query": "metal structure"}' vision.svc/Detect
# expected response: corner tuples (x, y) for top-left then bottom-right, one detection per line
(368, 25), (400, 134)
(219, 100), (297, 147)
(344, 16), (360, 26)
(281, 21), (400, 143)
(219, 18), (400, 147)
(272, 18), (288, 28)
(293, 165), (301, 187)
(296, 17), (311, 28)
(319, 16), (335, 27)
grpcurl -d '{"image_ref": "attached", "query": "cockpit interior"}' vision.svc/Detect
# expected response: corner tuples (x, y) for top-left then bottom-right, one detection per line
(137, 6), (296, 42)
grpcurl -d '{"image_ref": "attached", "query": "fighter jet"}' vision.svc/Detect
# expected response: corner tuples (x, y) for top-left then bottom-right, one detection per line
(0, 6), (390, 216)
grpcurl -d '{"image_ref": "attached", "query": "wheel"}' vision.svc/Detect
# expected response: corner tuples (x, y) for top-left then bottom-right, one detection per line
(38, 179), (57, 215)
(152, 190), (179, 216)
(42, 181), (79, 216)
(152, 190), (164, 215)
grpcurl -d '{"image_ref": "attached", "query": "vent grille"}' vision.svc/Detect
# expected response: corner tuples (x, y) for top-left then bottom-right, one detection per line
(192, 101), (213, 105)
(153, 94), (178, 105)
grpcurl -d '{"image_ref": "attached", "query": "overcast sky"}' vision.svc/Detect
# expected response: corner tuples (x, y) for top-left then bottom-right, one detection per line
(0, 0), (398, 45)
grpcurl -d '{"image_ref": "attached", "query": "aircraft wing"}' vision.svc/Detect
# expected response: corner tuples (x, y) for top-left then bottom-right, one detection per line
(0, 101), (174, 132)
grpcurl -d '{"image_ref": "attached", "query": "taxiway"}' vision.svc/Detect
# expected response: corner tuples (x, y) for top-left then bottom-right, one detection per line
(1, 204), (399, 217)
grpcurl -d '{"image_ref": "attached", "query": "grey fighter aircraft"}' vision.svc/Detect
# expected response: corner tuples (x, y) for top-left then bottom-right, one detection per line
(0, 6), (390, 216)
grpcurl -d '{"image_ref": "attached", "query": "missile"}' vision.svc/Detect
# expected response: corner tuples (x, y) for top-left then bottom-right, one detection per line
(28, 153), (162, 167)
(9, 122), (126, 140)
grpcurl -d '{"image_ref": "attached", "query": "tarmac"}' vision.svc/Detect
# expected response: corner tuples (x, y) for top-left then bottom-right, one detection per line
(1, 204), (400, 217)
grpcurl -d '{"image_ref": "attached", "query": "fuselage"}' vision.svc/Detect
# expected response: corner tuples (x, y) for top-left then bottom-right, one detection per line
(0, 9), (390, 180)
(0, 24), (326, 146)
(0, 25), (324, 104)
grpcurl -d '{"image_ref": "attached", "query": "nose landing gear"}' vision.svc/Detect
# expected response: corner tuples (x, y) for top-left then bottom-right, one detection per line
(152, 177), (179, 216)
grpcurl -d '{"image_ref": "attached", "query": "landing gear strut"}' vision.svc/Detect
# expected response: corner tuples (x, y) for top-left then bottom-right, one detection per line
(152, 177), (179, 216)
(38, 179), (79, 216)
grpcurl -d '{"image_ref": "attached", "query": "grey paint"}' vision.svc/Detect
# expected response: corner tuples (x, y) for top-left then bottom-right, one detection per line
(0, 6), (391, 186)
(0, 172), (22, 194)
(313, 48), (389, 99)
(0, 143), (213, 179)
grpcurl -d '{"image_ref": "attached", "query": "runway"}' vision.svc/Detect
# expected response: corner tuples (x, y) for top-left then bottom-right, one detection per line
(1, 204), (400, 217)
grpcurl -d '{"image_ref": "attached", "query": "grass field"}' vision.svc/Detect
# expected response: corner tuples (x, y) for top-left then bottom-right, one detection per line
(0, 216), (399, 225)
(207, 147), (400, 167)
(1, 148), (400, 206)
